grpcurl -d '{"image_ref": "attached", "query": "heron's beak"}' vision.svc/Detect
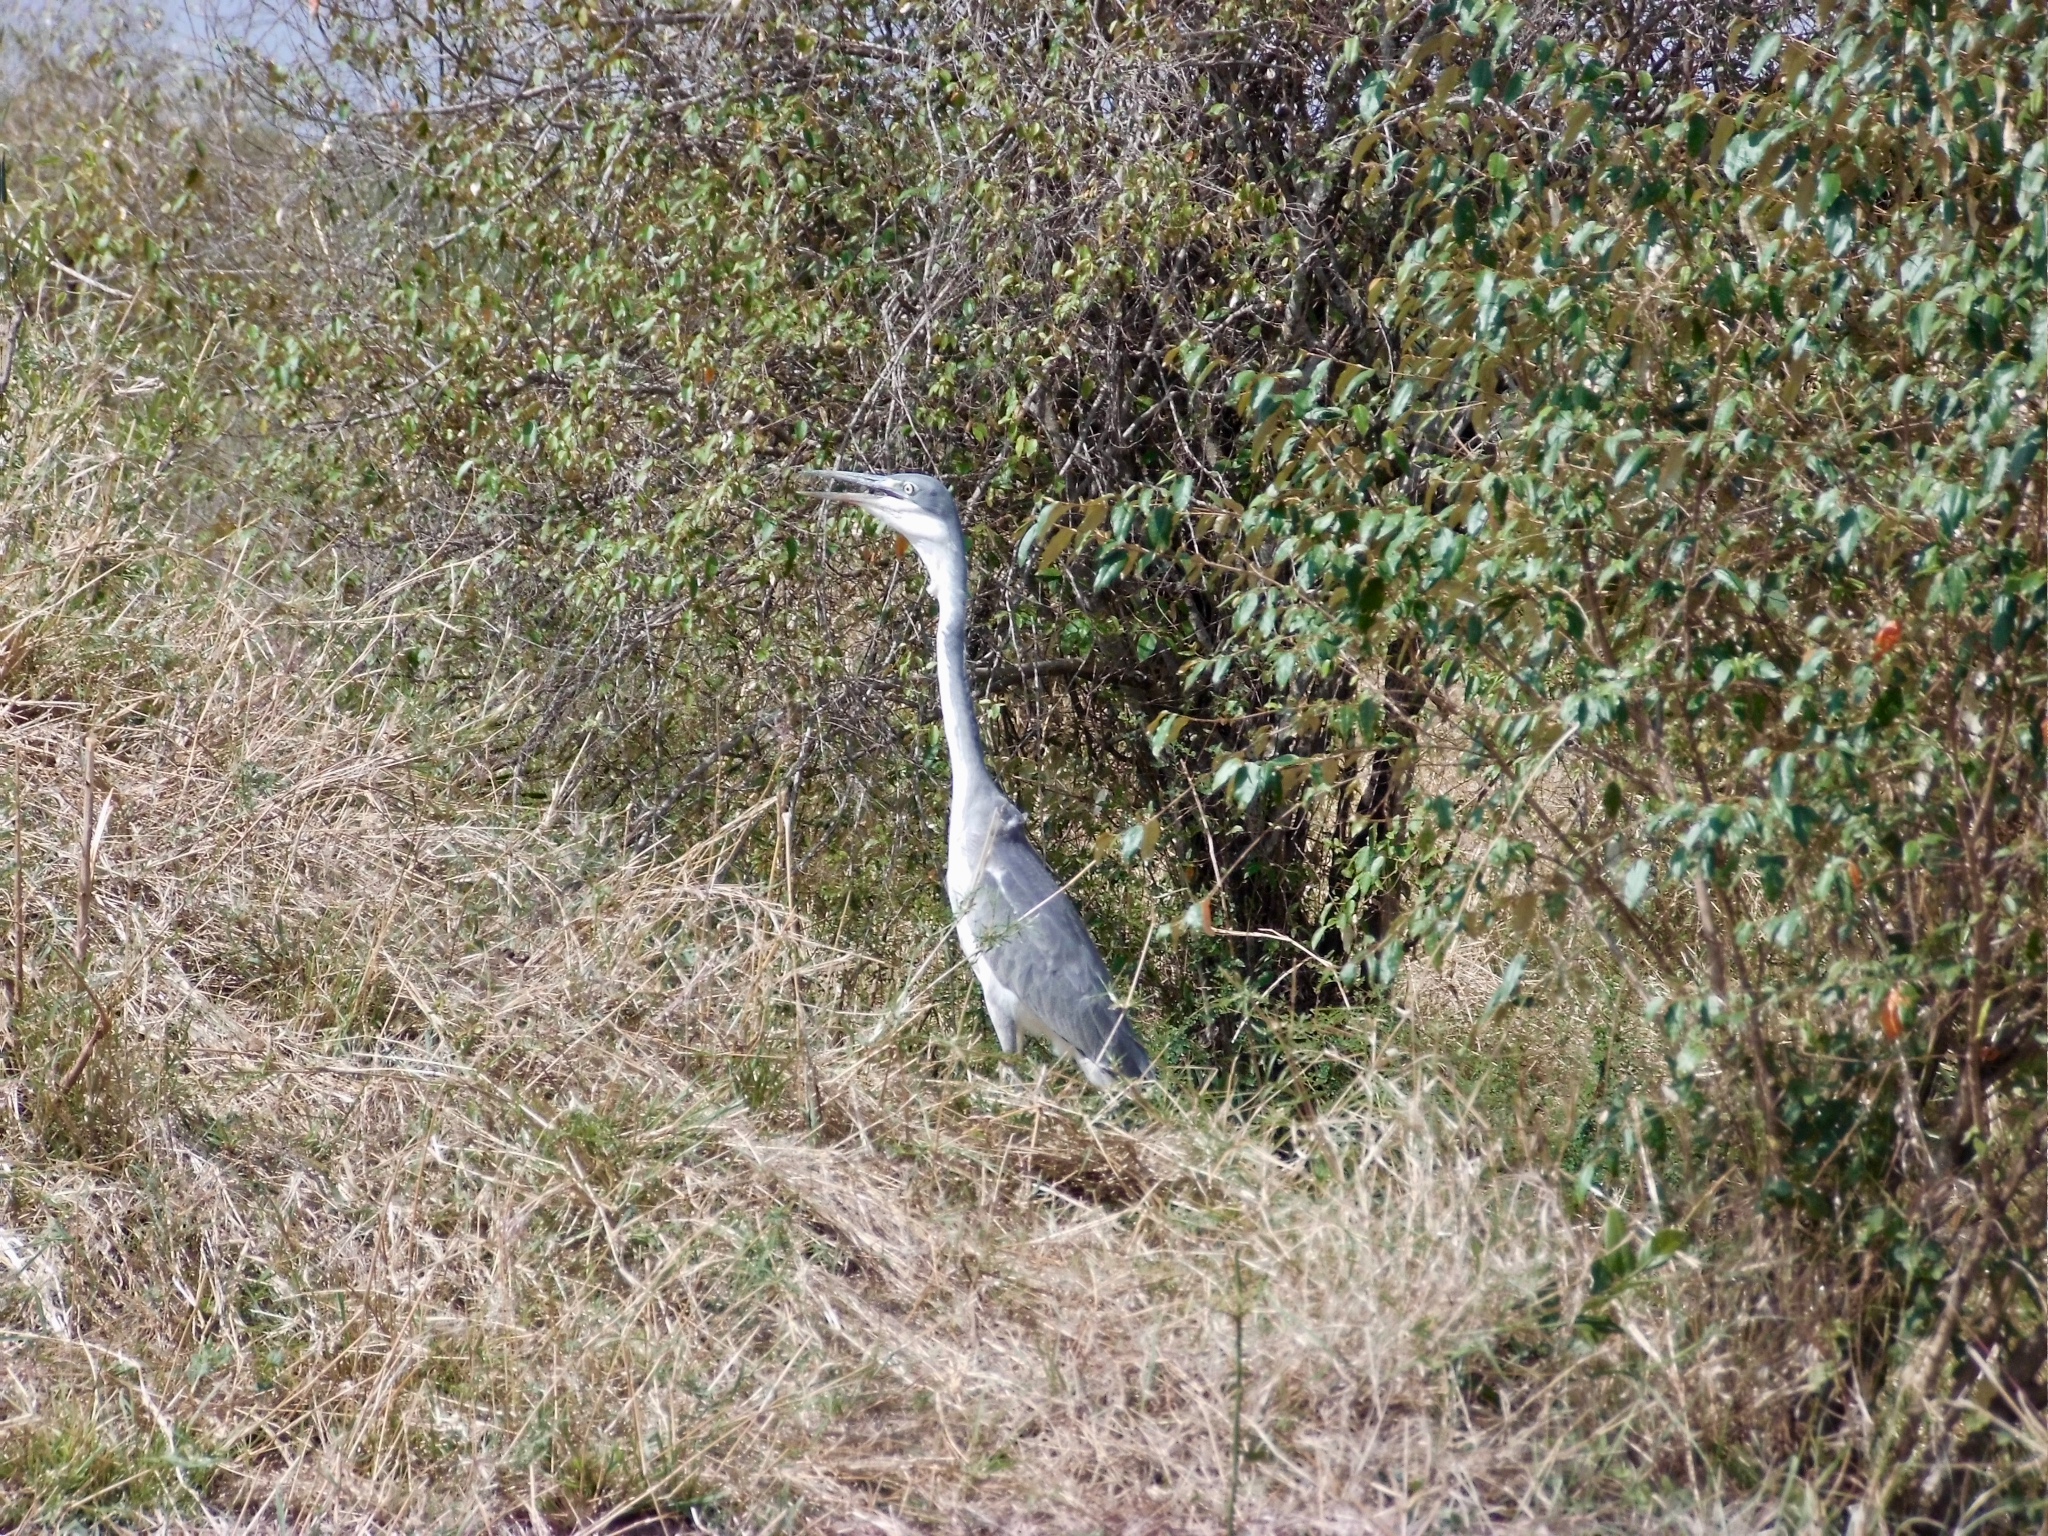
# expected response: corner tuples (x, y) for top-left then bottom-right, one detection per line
(798, 468), (921, 537)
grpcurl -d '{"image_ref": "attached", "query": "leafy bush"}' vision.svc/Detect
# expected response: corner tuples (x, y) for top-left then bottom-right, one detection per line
(1170, 0), (2048, 1505)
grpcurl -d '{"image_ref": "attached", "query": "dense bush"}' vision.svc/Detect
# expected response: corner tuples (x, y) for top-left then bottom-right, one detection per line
(1200, 1), (2048, 1505)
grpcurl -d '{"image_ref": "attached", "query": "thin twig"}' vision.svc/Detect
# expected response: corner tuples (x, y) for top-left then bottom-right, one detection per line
(0, 747), (13, 1063)
(11, 745), (21, 1012)
(53, 733), (113, 1096)
(75, 733), (92, 973)
(0, 307), (24, 403)
(53, 985), (114, 1097)
(782, 786), (819, 1128)
(48, 259), (133, 303)
(1226, 1250), (1246, 1536)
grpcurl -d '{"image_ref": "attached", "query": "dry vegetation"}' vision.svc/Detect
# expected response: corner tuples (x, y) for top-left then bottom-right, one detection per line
(0, 284), (1816, 1533)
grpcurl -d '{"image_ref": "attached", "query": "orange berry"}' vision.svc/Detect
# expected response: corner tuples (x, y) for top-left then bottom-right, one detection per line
(1874, 618), (1903, 656)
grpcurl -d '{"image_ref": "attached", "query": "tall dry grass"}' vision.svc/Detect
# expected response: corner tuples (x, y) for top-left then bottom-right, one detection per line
(0, 307), (1822, 1535)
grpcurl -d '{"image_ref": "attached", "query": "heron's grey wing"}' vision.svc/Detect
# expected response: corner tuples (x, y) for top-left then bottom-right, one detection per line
(968, 830), (1153, 1081)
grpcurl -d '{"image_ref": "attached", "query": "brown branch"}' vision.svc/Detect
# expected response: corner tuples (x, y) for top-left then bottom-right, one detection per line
(53, 984), (114, 1098)
(973, 656), (1156, 690)
(0, 308), (24, 404)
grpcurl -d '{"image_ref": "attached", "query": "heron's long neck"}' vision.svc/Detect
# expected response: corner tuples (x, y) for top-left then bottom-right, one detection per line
(927, 546), (997, 822)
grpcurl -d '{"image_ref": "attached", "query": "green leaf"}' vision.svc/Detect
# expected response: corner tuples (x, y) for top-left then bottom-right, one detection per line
(1484, 953), (1527, 1017)
(1642, 1228), (1690, 1270)
(1117, 816), (1160, 862)
(1908, 302), (1939, 355)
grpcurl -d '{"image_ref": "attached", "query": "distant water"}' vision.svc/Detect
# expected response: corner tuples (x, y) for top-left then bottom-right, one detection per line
(6, 0), (327, 69)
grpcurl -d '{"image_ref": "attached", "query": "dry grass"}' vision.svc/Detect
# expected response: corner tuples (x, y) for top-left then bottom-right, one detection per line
(0, 341), (1796, 1533)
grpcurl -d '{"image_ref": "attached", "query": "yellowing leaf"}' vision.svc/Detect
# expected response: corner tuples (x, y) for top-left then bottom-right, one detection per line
(1035, 525), (1077, 572)
(1560, 101), (1594, 150)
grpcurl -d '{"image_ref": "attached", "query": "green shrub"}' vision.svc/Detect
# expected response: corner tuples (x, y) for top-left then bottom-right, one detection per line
(1168, 0), (2048, 1504)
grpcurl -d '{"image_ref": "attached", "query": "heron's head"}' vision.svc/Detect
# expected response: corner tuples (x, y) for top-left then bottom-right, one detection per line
(801, 469), (961, 557)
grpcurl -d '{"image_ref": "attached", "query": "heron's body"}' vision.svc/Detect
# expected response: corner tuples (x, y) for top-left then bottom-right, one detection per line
(806, 469), (1152, 1087)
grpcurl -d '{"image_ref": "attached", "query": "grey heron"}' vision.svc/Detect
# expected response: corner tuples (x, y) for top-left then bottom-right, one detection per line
(804, 469), (1154, 1088)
